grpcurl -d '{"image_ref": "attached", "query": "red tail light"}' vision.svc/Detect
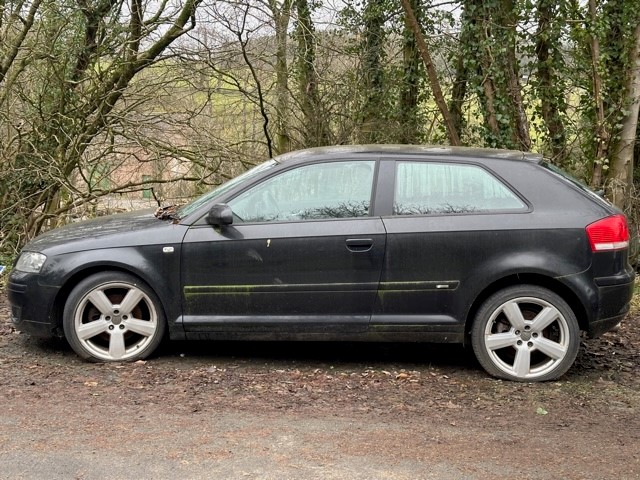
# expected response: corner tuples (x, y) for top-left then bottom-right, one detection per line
(586, 214), (630, 252)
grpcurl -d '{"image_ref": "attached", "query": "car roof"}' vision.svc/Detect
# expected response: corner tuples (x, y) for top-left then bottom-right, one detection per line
(273, 144), (543, 165)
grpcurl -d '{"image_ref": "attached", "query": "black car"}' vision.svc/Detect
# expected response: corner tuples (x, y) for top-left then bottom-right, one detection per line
(7, 145), (634, 381)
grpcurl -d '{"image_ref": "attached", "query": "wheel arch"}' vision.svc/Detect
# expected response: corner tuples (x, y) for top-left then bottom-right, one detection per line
(51, 264), (168, 335)
(464, 273), (589, 343)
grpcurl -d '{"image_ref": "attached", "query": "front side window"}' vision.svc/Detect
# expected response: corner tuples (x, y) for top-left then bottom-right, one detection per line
(229, 161), (375, 223)
(394, 162), (526, 215)
(178, 159), (278, 218)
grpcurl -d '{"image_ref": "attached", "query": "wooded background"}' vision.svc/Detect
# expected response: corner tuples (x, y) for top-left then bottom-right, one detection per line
(1, 0), (639, 261)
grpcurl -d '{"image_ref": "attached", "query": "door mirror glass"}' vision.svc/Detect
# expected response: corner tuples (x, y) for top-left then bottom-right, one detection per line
(206, 203), (233, 226)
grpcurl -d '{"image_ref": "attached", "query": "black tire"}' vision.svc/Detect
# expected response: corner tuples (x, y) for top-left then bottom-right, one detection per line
(471, 285), (580, 382)
(63, 272), (166, 362)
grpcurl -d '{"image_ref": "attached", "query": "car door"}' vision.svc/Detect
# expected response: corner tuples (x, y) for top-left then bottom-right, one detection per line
(374, 158), (529, 336)
(180, 159), (386, 334)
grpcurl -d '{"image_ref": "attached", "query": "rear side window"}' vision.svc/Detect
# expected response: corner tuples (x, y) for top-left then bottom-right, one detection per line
(394, 162), (526, 215)
(540, 161), (612, 208)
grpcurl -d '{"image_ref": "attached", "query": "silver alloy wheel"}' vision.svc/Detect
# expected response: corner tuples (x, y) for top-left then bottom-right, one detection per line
(483, 296), (571, 380)
(72, 281), (160, 361)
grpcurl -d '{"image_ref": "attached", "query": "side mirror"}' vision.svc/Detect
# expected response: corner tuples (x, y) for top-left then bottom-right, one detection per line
(206, 203), (233, 226)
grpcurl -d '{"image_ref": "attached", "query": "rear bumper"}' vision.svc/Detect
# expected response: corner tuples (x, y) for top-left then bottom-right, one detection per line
(7, 271), (61, 338)
(588, 271), (635, 337)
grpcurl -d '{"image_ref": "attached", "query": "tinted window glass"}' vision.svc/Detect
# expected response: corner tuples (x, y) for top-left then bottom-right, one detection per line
(394, 162), (525, 215)
(541, 161), (612, 208)
(230, 161), (375, 223)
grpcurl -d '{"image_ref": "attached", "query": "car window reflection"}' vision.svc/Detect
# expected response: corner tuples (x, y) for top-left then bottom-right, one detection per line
(229, 161), (375, 223)
(394, 162), (525, 215)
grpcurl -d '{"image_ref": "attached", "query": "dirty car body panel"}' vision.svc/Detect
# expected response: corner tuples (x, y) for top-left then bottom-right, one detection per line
(8, 145), (634, 381)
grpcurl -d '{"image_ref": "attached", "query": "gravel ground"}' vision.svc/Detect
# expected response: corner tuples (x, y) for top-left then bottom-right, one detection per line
(1, 291), (639, 479)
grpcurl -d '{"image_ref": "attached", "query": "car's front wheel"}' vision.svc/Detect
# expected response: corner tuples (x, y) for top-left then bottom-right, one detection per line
(471, 285), (580, 382)
(63, 272), (166, 362)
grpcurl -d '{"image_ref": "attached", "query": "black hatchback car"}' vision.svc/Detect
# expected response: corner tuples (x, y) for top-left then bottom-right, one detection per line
(8, 145), (634, 381)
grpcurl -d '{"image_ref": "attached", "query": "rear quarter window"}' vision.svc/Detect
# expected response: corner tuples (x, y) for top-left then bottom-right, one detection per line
(394, 161), (527, 215)
(540, 161), (613, 209)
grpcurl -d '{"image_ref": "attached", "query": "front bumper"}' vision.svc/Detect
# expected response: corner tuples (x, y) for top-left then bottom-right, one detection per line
(7, 270), (62, 338)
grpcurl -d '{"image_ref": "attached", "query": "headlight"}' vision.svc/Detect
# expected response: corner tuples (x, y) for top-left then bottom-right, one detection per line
(15, 252), (47, 273)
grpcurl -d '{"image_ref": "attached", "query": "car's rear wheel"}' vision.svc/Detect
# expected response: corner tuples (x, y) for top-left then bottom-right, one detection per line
(471, 285), (580, 382)
(63, 272), (166, 362)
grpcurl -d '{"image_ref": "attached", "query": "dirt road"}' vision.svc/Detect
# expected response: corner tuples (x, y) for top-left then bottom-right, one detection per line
(1, 293), (639, 479)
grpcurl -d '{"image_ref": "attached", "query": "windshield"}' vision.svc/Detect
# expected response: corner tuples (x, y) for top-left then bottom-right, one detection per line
(177, 160), (278, 218)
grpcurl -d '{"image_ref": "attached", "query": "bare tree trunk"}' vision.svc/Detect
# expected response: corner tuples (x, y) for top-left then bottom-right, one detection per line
(295, 0), (330, 147)
(399, 0), (421, 144)
(238, 28), (274, 159)
(359, 0), (386, 143)
(589, 0), (610, 188)
(0, 0), (42, 112)
(610, 21), (640, 209)
(0, 0), (41, 85)
(503, 1), (530, 150)
(269, 0), (293, 154)
(479, 13), (501, 139)
(449, 2), (475, 137)
(535, 0), (567, 164)
(400, 0), (461, 146)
